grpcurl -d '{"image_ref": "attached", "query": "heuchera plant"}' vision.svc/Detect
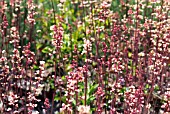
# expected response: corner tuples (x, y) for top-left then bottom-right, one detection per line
(0, 0), (170, 114)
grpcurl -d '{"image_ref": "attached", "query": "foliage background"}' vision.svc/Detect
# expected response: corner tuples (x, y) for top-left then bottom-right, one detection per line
(0, 0), (169, 114)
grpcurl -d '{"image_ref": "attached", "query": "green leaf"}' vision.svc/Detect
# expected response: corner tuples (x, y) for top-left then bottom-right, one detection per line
(61, 76), (66, 80)
(54, 97), (60, 101)
(49, 79), (54, 89)
(106, 19), (109, 26)
(128, 52), (132, 58)
(144, 90), (148, 94)
(87, 95), (96, 105)
(154, 84), (159, 92)
(47, 59), (54, 64)
(33, 65), (39, 70)
(72, 99), (76, 106)
(42, 46), (53, 53)
(145, 84), (150, 89)
(88, 84), (99, 95)
(36, 43), (43, 50)
(92, 61), (97, 67)
(120, 96), (124, 102)
(120, 87), (126, 93)
(78, 82), (84, 89)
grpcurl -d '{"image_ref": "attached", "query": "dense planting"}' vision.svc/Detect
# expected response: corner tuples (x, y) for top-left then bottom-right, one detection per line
(0, 0), (170, 114)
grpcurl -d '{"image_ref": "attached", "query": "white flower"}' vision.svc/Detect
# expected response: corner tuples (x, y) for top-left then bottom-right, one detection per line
(40, 61), (45, 65)
(78, 105), (90, 114)
(32, 110), (39, 114)
(50, 25), (56, 31)
(37, 30), (41, 33)
(11, 27), (17, 31)
(60, 0), (66, 3)
(138, 52), (145, 57)
(0, 100), (3, 109)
